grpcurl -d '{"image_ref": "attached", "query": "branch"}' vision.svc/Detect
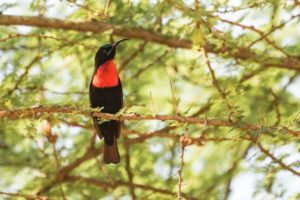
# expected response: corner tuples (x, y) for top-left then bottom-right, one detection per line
(0, 106), (299, 136)
(239, 68), (268, 83)
(178, 127), (189, 200)
(118, 41), (147, 72)
(269, 89), (281, 126)
(223, 143), (252, 200)
(246, 132), (300, 176)
(132, 50), (168, 78)
(38, 146), (103, 194)
(65, 176), (202, 200)
(0, 14), (190, 48)
(0, 33), (96, 51)
(190, 103), (212, 117)
(218, 17), (294, 58)
(46, 117), (252, 147)
(0, 191), (52, 200)
(283, 72), (299, 92)
(7, 55), (41, 95)
(124, 139), (136, 200)
(124, 129), (251, 146)
(6, 46), (67, 96)
(65, 0), (106, 17)
(248, 13), (300, 48)
(213, 1), (269, 14)
(0, 14), (299, 71)
(46, 119), (67, 200)
(201, 46), (229, 108)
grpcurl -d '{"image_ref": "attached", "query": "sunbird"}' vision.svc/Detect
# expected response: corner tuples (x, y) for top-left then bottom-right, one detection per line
(89, 39), (128, 164)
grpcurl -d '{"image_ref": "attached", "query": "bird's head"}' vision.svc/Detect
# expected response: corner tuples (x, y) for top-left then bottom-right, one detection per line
(95, 39), (128, 67)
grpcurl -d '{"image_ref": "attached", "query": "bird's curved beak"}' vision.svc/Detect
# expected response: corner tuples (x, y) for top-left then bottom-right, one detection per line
(112, 38), (129, 49)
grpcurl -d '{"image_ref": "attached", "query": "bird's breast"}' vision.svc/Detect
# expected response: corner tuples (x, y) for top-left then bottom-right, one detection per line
(92, 60), (119, 88)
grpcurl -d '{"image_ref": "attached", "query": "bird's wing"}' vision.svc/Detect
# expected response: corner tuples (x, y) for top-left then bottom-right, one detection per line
(89, 81), (103, 139)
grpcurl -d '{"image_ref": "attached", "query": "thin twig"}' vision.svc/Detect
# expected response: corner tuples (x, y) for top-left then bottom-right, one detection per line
(269, 89), (281, 126)
(239, 68), (268, 83)
(257, 106), (262, 145)
(7, 45), (69, 96)
(223, 143), (253, 200)
(170, 81), (179, 115)
(246, 131), (300, 176)
(0, 33), (96, 51)
(7, 55), (41, 96)
(96, 158), (115, 184)
(248, 13), (300, 48)
(119, 41), (147, 72)
(46, 120), (67, 200)
(217, 17), (294, 58)
(65, 0), (106, 17)
(214, 1), (269, 14)
(125, 139), (136, 200)
(132, 50), (168, 78)
(65, 175), (201, 200)
(201, 46), (231, 109)
(178, 127), (190, 199)
(104, 0), (112, 17)
(140, 192), (154, 200)
(283, 72), (299, 92)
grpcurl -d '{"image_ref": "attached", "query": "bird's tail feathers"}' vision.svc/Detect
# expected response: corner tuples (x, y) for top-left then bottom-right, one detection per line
(103, 137), (120, 164)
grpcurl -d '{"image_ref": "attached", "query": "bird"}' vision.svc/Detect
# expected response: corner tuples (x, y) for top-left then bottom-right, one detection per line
(89, 39), (128, 164)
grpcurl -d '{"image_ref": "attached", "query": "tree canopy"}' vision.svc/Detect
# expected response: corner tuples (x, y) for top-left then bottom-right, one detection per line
(0, 0), (300, 199)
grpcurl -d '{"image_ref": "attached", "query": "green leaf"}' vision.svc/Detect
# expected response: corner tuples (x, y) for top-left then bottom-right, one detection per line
(97, 118), (110, 125)
(4, 99), (13, 110)
(191, 28), (205, 46)
(115, 106), (128, 117)
(90, 106), (104, 112)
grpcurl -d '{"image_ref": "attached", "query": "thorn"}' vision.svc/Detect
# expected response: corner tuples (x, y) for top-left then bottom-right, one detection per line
(256, 106), (262, 145)
(150, 91), (157, 117)
(170, 80), (179, 115)
(203, 115), (207, 128)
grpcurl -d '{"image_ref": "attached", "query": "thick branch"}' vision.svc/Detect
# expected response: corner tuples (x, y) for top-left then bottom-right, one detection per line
(0, 14), (190, 48)
(0, 14), (299, 71)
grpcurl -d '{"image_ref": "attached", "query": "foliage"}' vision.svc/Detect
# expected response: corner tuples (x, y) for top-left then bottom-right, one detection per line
(0, 0), (300, 199)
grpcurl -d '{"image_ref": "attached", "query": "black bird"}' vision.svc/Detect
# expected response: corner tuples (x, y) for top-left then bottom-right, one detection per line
(89, 39), (128, 164)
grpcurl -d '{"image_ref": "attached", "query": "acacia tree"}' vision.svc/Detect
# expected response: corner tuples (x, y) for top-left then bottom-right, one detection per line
(0, 0), (300, 199)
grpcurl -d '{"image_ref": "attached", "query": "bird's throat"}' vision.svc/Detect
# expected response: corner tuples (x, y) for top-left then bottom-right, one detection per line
(92, 60), (119, 88)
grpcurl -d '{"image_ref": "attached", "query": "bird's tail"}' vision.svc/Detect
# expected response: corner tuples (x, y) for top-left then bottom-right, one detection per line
(103, 137), (120, 164)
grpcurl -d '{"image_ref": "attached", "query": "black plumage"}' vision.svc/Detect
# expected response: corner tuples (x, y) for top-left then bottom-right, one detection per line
(89, 81), (123, 144)
(89, 39), (127, 164)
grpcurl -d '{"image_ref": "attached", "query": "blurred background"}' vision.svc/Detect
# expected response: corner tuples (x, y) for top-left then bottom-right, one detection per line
(0, 0), (300, 199)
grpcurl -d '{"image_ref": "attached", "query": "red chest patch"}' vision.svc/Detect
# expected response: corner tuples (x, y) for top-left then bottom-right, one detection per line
(92, 60), (119, 88)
